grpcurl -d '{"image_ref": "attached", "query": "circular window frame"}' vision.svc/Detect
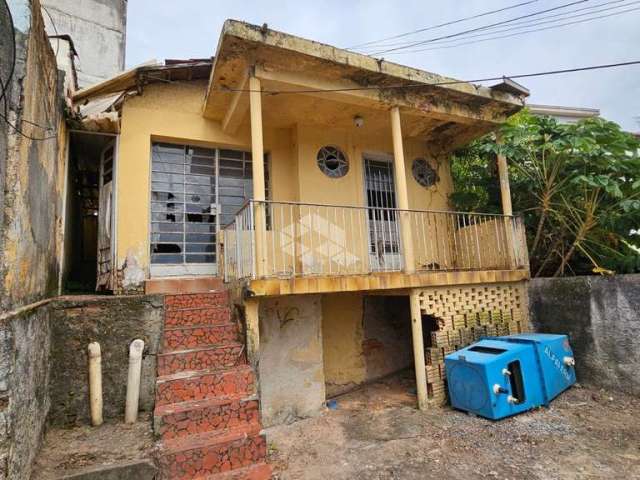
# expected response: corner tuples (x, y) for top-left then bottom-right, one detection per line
(317, 146), (349, 178)
(411, 157), (438, 188)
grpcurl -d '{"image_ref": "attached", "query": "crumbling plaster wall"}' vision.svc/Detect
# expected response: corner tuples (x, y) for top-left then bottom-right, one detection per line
(1, 0), (65, 312)
(258, 295), (325, 427)
(322, 293), (413, 397)
(0, 1), (66, 478)
(48, 295), (163, 426)
(530, 275), (640, 396)
(41, 0), (127, 87)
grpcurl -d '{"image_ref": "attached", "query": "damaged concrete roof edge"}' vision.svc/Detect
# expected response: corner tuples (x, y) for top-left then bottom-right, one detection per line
(72, 59), (213, 103)
(214, 19), (525, 106)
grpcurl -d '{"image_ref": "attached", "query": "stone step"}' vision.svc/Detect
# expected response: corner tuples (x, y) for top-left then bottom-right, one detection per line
(158, 344), (246, 376)
(165, 305), (232, 328)
(156, 366), (255, 407)
(154, 394), (260, 441)
(165, 292), (230, 311)
(162, 324), (240, 352)
(157, 424), (267, 480)
(146, 277), (224, 295)
(198, 462), (272, 480)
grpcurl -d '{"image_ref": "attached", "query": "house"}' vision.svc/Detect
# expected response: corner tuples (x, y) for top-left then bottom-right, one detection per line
(69, 20), (529, 416)
(528, 103), (600, 123)
(7, 14), (532, 479)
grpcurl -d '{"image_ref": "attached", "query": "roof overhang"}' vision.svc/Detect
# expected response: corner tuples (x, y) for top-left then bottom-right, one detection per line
(204, 20), (527, 147)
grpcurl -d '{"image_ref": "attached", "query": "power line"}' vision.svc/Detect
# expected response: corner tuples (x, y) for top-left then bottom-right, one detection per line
(388, 5), (640, 54)
(0, 0), (58, 141)
(358, 0), (628, 51)
(368, 0), (591, 56)
(220, 60), (640, 95)
(346, 0), (540, 50)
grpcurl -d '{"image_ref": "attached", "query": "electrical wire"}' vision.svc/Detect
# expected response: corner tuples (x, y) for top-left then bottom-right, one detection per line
(346, 0), (540, 50)
(357, 0), (628, 51)
(387, 5), (640, 54)
(219, 60), (640, 95)
(368, 0), (591, 56)
(0, 0), (58, 141)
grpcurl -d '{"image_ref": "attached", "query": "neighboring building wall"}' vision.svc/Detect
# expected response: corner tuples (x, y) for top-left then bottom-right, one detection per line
(49, 295), (163, 426)
(0, 1), (66, 478)
(115, 81), (454, 290)
(530, 275), (640, 396)
(258, 295), (325, 427)
(41, 0), (127, 87)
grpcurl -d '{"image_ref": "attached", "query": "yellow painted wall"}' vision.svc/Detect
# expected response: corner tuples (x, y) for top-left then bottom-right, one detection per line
(115, 80), (455, 278)
(321, 293), (366, 396)
(116, 81), (294, 270)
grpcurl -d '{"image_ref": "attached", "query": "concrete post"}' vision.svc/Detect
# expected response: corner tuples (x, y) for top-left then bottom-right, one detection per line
(496, 134), (516, 268)
(496, 134), (513, 216)
(390, 106), (416, 274)
(244, 297), (260, 370)
(88, 342), (103, 426)
(249, 75), (267, 277)
(409, 290), (428, 410)
(125, 339), (144, 424)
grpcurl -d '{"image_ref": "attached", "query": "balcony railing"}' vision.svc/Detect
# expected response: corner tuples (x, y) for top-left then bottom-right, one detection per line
(222, 200), (529, 282)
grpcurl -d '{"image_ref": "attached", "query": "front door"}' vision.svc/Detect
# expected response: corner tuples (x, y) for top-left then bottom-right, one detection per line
(363, 156), (402, 271)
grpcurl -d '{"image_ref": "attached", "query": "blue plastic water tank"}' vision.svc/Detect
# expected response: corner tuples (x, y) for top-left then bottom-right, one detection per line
(444, 333), (576, 420)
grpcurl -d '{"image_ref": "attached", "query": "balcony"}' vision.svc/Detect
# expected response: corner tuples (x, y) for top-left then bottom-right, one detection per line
(222, 200), (529, 295)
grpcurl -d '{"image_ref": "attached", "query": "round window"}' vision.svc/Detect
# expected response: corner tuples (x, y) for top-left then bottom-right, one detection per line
(412, 158), (438, 187)
(317, 146), (349, 178)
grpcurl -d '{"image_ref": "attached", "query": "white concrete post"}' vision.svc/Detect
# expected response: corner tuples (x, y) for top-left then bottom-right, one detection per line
(409, 290), (428, 410)
(88, 342), (103, 426)
(125, 339), (145, 424)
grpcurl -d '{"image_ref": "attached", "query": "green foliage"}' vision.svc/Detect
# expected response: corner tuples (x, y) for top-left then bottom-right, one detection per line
(450, 110), (640, 277)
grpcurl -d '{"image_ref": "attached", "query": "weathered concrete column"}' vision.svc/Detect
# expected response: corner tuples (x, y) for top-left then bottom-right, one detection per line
(409, 290), (428, 410)
(244, 297), (260, 370)
(496, 134), (513, 216)
(88, 342), (103, 426)
(249, 75), (267, 277)
(390, 106), (415, 274)
(497, 134), (516, 268)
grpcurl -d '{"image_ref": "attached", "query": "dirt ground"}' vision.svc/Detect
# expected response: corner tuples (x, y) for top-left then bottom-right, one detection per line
(31, 413), (155, 479)
(267, 370), (640, 480)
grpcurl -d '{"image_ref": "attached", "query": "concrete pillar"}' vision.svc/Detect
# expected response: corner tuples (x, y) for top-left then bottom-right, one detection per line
(244, 297), (260, 370)
(496, 134), (516, 268)
(496, 134), (513, 216)
(88, 342), (103, 426)
(249, 75), (267, 277)
(390, 107), (415, 274)
(409, 290), (428, 410)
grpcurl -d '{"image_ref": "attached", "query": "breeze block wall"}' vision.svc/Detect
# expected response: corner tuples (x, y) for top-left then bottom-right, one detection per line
(416, 281), (531, 404)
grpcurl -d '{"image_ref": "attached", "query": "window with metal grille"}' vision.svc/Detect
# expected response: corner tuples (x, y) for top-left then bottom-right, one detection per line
(150, 143), (269, 271)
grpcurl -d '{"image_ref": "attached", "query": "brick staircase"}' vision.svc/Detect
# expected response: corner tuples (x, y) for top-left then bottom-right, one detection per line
(155, 291), (271, 480)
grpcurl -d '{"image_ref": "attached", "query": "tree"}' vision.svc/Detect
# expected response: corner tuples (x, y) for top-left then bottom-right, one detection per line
(450, 110), (640, 277)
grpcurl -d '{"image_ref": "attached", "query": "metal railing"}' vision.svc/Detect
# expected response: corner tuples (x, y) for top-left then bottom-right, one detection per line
(223, 200), (529, 281)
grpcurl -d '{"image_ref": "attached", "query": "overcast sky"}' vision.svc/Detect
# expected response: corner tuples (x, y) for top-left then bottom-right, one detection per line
(126, 0), (640, 131)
